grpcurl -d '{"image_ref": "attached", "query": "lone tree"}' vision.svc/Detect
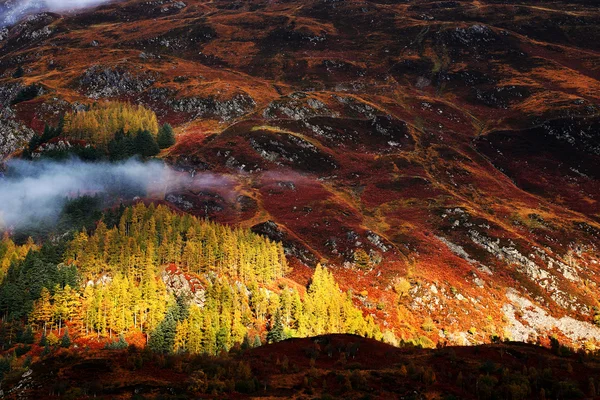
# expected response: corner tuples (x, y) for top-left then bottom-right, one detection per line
(157, 123), (176, 149)
(267, 310), (285, 343)
(353, 249), (371, 269)
(60, 329), (71, 348)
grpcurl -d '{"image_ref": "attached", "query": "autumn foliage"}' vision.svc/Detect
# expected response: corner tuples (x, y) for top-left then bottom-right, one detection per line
(64, 102), (159, 148)
(0, 203), (381, 356)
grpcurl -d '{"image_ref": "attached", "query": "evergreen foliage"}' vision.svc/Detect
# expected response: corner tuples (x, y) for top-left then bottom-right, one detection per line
(0, 240), (76, 322)
(267, 310), (284, 343)
(107, 129), (159, 159)
(11, 85), (40, 105)
(134, 130), (160, 158)
(60, 329), (71, 348)
(65, 203), (288, 282)
(107, 129), (135, 161)
(12, 66), (24, 78)
(299, 265), (381, 338)
(20, 326), (34, 344)
(105, 334), (128, 349)
(41, 123), (62, 144)
(157, 123), (176, 149)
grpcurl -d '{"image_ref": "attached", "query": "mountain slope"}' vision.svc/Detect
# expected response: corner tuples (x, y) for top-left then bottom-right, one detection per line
(1, 0), (600, 347)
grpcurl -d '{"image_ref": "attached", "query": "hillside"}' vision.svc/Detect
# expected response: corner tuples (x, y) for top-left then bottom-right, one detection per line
(1, 0), (600, 355)
(5, 333), (600, 398)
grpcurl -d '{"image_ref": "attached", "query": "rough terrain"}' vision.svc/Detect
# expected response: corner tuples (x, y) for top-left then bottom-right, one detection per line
(1, 0), (600, 348)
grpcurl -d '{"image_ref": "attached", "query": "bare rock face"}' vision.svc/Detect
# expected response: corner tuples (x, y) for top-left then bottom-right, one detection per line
(503, 289), (600, 344)
(79, 66), (157, 99)
(169, 92), (256, 121)
(0, 10), (57, 47)
(0, 109), (34, 160)
(252, 220), (318, 266)
(161, 267), (205, 307)
(263, 93), (338, 121)
(0, 83), (34, 160)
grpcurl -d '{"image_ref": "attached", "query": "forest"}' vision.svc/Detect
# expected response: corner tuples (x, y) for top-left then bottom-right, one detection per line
(26, 102), (175, 161)
(64, 102), (159, 148)
(0, 203), (381, 357)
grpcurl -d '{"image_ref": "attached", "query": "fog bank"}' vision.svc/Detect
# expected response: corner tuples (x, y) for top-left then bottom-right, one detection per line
(0, 158), (171, 231)
(1, 0), (113, 28)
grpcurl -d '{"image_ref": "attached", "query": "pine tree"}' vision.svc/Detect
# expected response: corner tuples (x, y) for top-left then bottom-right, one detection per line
(0, 202), (388, 357)
(21, 326), (34, 344)
(157, 123), (176, 149)
(353, 249), (371, 269)
(60, 329), (71, 348)
(187, 305), (204, 354)
(108, 130), (134, 161)
(30, 287), (53, 335)
(134, 130), (160, 158)
(174, 319), (190, 353)
(64, 102), (159, 148)
(241, 333), (251, 350)
(53, 285), (69, 335)
(267, 310), (284, 343)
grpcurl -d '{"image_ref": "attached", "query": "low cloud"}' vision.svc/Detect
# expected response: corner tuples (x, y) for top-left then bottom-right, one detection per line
(1, 0), (113, 28)
(0, 158), (171, 231)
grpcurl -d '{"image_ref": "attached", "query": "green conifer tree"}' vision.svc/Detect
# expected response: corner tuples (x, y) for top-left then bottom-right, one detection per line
(157, 123), (176, 149)
(134, 130), (160, 158)
(267, 310), (285, 343)
(60, 329), (71, 348)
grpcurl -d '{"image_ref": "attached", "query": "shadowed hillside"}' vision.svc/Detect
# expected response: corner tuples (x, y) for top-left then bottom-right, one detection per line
(1, 0), (600, 361)
(5, 334), (600, 399)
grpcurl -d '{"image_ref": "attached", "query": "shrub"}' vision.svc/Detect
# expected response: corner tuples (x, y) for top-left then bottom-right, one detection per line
(477, 374), (498, 400)
(424, 367), (437, 385)
(11, 85), (41, 105)
(15, 345), (31, 357)
(19, 326), (34, 344)
(105, 335), (129, 350)
(394, 278), (411, 298)
(399, 364), (408, 377)
(422, 317), (435, 332)
(12, 66), (24, 78)
(480, 360), (496, 374)
(350, 370), (367, 390)
(47, 332), (59, 346)
(593, 307), (600, 327)
(416, 335), (435, 349)
(234, 378), (256, 394)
